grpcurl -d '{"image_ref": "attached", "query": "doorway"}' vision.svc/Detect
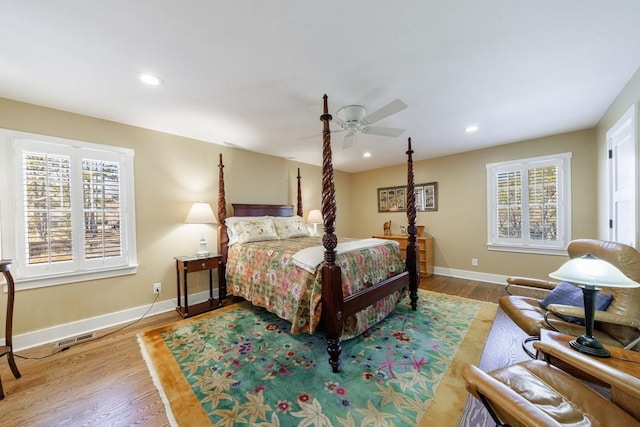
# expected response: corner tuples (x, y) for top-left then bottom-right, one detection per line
(607, 104), (638, 248)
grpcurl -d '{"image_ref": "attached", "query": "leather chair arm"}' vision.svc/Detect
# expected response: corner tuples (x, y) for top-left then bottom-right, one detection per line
(506, 277), (557, 296)
(533, 341), (640, 399)
(461, 364), (561, 426)
(546, 304), (640, 329)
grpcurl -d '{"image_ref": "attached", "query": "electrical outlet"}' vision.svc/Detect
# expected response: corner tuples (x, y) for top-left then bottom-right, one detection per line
(471, 258), (478, 266)
(153, 282), (162, 294)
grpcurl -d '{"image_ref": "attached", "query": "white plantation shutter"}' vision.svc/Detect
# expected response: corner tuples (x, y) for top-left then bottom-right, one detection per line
(0, 132), (137, 288)
(487, 153), (571, 255)
(528, 166), (559, 241)
(82, 158), (122, 260)
(496, 170), (522, 239)
(23, 150), (73, 265)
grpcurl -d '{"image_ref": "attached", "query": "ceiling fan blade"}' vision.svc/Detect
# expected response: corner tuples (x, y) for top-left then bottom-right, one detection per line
(360, 126), (405, 137)
(360, 99), (407, 125)
(343, 131), (356, 149)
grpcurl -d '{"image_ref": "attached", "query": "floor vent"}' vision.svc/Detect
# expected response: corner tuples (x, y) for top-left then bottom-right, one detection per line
(54, 332), (96, 348)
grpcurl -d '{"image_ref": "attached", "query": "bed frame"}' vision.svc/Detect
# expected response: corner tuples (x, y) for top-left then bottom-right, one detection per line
(217, 94), (419, 372)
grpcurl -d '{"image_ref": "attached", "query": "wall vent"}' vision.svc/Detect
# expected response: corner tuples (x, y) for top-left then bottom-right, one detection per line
(54, 332), (96, 349)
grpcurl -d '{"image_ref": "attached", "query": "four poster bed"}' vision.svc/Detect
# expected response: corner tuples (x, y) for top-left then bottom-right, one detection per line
(216, 95), (419, 372)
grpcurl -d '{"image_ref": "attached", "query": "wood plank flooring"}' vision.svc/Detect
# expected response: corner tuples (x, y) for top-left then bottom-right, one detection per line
(0, 276), (527, 426)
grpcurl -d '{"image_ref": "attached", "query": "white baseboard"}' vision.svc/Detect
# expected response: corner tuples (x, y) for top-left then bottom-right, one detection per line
(11, 270), (501, 352)
(11, 289), (218, 352)
(433, 266), (508, 286)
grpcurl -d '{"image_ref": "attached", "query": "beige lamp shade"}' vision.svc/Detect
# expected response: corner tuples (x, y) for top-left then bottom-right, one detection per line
(184, 202), (217, 224)
(549, 254), (640, 288)
(185, 202), (217, 254)
(307, 209), (323, 224)
(307, 209), (322, 236)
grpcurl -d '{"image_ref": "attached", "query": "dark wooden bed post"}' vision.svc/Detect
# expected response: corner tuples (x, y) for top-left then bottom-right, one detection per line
(218, 153), (228, 263)
(217, 153), (228, 301)
(404, 138), (419, 310)
(319, 94), (344, 373)
(296, 168), (303, 217)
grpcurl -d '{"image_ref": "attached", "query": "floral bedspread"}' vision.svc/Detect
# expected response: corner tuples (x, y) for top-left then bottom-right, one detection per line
(226, 236), (406, 339)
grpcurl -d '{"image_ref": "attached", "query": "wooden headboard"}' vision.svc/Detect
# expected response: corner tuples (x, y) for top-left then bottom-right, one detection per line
(232, 203), (294, 217)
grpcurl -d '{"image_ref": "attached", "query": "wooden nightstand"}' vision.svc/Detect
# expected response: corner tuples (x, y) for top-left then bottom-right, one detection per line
(174, 254), (226, 318)
(373, 235), (434, 277)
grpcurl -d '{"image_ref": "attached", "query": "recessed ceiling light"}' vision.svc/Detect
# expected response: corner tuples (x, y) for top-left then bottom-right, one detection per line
(363, 151), (372, 158)
(465, 125), (479, 133)
(138, 73), (163, 86)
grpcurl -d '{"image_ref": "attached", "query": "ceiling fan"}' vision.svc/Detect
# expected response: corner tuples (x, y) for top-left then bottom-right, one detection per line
(333, 99), (408, 149)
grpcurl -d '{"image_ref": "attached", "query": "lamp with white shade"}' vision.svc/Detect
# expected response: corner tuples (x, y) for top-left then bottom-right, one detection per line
(184, 202), (217, 254)
(549, 253), (640, 357)
(307, 209), (323, 236)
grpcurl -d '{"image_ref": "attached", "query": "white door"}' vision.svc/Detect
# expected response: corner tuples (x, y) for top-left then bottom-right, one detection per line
(607, 104), (637, 248)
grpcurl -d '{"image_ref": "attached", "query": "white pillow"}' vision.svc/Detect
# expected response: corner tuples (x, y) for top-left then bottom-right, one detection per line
(273, 215), (310, 239)
(225, 216), (270, 245)
(228, 217), (279, 245)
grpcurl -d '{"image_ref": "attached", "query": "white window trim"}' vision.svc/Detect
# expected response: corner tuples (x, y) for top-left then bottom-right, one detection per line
(486, 152), (572, 256)
(0, 129), (138, 290)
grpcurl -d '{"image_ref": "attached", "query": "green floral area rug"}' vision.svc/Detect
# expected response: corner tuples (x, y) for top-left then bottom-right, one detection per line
(138, 290), (497, 426)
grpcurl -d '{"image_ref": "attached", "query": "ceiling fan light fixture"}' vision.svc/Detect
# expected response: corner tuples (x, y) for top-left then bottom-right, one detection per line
(336, 105), (367, 123)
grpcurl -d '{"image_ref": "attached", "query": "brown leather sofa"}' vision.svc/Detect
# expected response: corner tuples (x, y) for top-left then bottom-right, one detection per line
(462, 340), (640, 426)
(499, 239), (640, 352)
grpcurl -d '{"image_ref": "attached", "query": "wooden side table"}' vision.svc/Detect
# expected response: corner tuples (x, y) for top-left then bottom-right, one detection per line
(174, 254), (225, 318)
(1, 260), (21, 400)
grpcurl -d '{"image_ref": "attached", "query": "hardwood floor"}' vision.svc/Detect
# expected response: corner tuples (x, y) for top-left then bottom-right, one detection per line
(0, 276), (524, 426)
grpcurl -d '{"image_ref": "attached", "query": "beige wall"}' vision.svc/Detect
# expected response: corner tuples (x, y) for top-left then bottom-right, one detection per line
(595, 67), (640, 238)
(352, 129), (598, 280)
(1, 68), (632, 339)
(0, 97), (351, 337)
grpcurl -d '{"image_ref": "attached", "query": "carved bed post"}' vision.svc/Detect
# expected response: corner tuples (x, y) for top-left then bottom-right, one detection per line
(218, 154), (228, 260)
(405, 138), (419, 310)
(319, 94), (344, 373)
(296, 168), (303, 217)
(217, 153), (228, 302)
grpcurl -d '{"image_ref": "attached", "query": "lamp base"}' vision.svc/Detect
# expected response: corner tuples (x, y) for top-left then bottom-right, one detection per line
(570, 335), (611, 358)
(196, 238), (209, 255)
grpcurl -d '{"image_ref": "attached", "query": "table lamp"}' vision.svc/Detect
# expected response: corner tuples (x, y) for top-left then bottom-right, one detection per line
(549, 253), (640, 357)
(307, 209), (323, 236)
(184, 202), (217, 254)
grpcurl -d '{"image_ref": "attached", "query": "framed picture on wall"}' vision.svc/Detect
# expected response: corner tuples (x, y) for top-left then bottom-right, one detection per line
(413, 186), (425, 211)
(378, 185), (404, 212)
(422, 182), (438, 211)
(378, 189), (388, 211)
(378, 182), (438, 212)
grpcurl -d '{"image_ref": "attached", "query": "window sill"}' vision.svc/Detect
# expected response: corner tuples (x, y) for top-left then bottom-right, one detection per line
(487, 244), (567, 256)
(5, 265), (138, 292)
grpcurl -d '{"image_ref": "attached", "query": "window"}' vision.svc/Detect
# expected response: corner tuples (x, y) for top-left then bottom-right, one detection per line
(0, 130), (137, 289)
(486, 153), (571, 255)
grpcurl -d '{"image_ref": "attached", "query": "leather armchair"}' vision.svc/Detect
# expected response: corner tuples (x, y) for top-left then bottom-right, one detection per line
(462, 340), (640, 426)
(499, 239), (640, 352)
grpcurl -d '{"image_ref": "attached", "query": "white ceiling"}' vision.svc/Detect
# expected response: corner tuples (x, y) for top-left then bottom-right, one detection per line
(2, 1), (640, 173)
